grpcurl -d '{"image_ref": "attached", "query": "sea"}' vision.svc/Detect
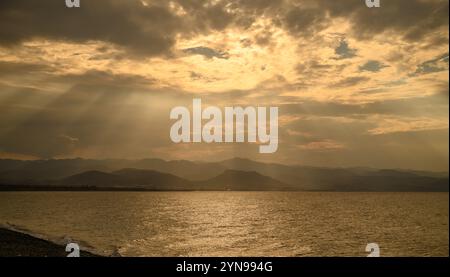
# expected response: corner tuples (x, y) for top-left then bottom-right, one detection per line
(0, 191), (448, 256)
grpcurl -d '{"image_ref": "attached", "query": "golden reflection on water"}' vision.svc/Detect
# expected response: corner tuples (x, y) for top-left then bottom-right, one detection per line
(0, 192), (448, 256)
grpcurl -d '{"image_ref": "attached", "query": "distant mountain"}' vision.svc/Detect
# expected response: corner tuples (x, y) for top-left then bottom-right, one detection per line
(0, 159), (123, 182)
(0, 168), (290, 191)
(0, 158), (448, 191)
(112, 168), (193, 190)
(215, 158), (449, 191)
(0, 158), (225, 182)
(197, 169), (293, 191)
(128, 159), (225, 181)
(53, 169), (194, 190)
(61, 170), (125, 187)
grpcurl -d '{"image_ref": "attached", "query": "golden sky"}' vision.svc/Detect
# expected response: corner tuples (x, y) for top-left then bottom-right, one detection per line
(0, 0), (448, 171)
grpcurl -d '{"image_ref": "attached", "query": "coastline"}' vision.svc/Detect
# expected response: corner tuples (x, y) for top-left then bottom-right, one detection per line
(0, 228), (101, 257)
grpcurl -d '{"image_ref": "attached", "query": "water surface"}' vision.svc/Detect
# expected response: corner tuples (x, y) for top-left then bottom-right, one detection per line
(0, 192), (448, 256)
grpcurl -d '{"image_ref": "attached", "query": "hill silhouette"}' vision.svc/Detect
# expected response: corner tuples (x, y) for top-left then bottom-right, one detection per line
(0, 158), (448, 191)
(196, 169), (292, 191)
(61, 170), (126, 187)
(112, 168), (193, 190)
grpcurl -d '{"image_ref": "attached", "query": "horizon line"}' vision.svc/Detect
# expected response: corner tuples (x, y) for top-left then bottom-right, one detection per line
(0, 157), (448, 174)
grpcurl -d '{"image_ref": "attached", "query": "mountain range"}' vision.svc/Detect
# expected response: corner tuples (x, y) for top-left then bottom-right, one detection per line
(0, 158), (448, 191)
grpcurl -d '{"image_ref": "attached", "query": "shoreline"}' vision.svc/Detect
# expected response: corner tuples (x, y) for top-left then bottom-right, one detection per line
(0, 186), (448, 192)
(0, 228), (101, 257)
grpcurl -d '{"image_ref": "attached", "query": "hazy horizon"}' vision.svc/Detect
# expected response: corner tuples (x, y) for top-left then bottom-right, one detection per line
(1, 156), (449, 173)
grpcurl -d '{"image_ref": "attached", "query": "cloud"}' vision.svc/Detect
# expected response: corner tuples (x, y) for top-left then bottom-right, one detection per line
(368, 116), (448, 135)
(0, 61), (52, 77)
(296, 60), (333, 75)
(59, 134), (79, 144)
(0, 68), (184, 158)
(332, 76), (370, 88)
(297, 139), (345, 151)
(183, 46), (229, 59)
(414, 52), (449, 75)
(0, 0), (448, 171)
(283, 6), (327, 37)
(280, 90), (449, 118)
(348, 0), (449, 42)
(1, 0), (448, 58)
(334, 40), (357, 59)
(0, 1), (181, 57)
(189, 71), (220, 82)
(359, 60), (388, 72)
(0, 0), (237, 57)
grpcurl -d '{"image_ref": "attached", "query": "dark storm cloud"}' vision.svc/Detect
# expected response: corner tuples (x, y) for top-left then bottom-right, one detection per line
(0, 0), (183, 56)
(263, 0), (448, 43)
(1, 1), (447, 58)
(347, 0), (449, 42)
(0, 0), (237, 57)
(312, 0), (449, 42)
(283, 7), (328, 37)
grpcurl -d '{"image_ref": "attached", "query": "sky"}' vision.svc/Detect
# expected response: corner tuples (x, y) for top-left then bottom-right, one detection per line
(0, 0), (448, 171)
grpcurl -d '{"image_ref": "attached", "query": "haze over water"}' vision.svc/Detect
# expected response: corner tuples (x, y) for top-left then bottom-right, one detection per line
(0, 192), (448, 257)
